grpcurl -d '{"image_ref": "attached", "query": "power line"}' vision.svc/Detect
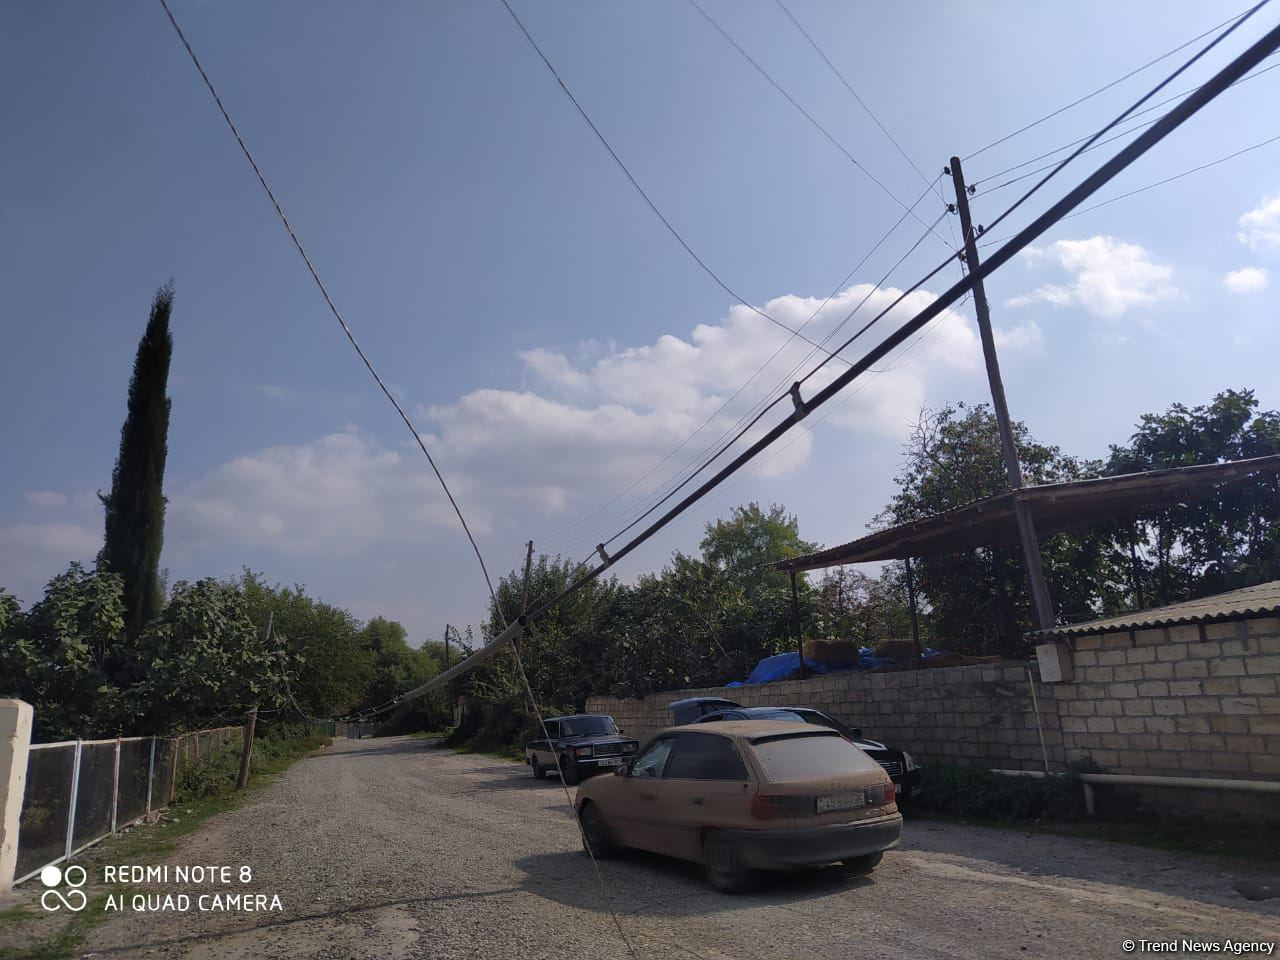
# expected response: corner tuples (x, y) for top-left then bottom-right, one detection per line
(384, 11), (1280, 713)
(978, 130), (1280, 248)
(550, 199), (949, 558)
(541, 178), (945, 553)
(685, 0), (953, 251)
(974, 54), (1280, 187)
(497, 0), (849, 365)
(976, 56), (1280, 195)
(157, 0), (502, 605)
(973, 0), (1270, 246)
(770, 0), (959, 250)
(964, 5), (1255, 161)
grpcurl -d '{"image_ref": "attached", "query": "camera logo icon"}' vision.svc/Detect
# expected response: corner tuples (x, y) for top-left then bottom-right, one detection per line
(40, 864), (87, 912)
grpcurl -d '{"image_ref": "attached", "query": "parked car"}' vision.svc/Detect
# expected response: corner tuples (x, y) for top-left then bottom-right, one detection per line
(525, 714), (638, 785)
(575, 721), (901, 891)
(672, 696), (922, 799)
(669, 696), (742, 725)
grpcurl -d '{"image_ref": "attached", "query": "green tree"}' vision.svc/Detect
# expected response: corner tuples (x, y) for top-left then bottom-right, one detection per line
(0, 562), (131, 740)
(1105, 388), (1280, 604)
(100, 284), (174, 640)
(238, 571), (372, 717)
(130, 578), (291, 732)
(881, 403), (1111, 656)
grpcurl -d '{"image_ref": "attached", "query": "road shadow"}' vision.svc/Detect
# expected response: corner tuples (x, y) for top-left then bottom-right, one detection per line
(307, 737), (445, 760)
(514, 847), (873, 918)
(81, 887), (523, 957)
(900, 819), (1280, 914)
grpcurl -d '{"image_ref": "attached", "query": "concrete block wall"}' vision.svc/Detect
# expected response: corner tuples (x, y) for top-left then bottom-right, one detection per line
(587, 614), (1280, 815)
(1058, 616), (1280, 782)
(589, 660), (1063, 772)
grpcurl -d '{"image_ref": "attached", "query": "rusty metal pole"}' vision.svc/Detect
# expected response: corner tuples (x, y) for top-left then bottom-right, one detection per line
(790, 570), (807, 679)
(949, 156), (1055, 631)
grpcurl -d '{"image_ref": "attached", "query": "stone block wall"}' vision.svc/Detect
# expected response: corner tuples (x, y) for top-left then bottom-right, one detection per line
(587, 614), (1280, 816)
(589, 660), (1063, 772)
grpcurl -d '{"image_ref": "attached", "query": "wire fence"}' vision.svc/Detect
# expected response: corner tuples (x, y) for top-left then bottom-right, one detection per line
(13, 725), (244, 886)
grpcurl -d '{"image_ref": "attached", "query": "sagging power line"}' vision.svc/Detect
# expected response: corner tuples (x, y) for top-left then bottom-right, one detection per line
(392, 7), (1280, 712)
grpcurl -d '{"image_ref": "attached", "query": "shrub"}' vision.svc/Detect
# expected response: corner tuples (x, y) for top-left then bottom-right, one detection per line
(913, 762), (1094, 822)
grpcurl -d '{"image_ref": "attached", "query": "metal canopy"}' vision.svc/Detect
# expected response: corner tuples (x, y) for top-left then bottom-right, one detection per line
(775, 455), (1280, 573)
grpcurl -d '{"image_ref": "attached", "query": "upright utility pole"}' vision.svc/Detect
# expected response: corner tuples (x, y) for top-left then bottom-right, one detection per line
(948, 156), (1055, 631)
(444, 623), (451, 666)
(517, 540), (534, 653)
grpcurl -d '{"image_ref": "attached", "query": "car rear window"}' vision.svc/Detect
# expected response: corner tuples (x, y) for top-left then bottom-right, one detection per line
(750, 732), (877, 782)
(665, 734), (749, 781)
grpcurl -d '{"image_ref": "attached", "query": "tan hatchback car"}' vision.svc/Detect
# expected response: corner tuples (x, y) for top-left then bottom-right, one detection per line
(574, 720), (902, 891)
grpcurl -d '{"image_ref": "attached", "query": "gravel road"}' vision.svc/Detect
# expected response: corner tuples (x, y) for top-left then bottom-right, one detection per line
(76, 736), (1280, 960)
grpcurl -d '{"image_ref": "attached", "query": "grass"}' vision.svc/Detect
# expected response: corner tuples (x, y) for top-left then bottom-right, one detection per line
(450, 744), (523, 763)
(408, 730), (451, 740)
(0, 734), (328, 960)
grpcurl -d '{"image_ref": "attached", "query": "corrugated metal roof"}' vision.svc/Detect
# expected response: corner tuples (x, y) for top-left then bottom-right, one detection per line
(1032, 579), (1280, 639)
(775, 455), (1280, 572)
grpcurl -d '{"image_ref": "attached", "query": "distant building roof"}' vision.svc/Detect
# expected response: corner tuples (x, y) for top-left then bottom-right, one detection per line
(1032, 579), (1280, 640)
(774, 455), (1280, 572)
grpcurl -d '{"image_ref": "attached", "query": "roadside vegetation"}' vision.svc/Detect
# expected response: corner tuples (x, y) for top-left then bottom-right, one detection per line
(433, 388), (1279, 756)
(0, 728), (329, 960)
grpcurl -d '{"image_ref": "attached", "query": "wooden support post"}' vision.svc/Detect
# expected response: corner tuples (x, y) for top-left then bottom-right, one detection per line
(790, 570), (806, 679)
(236, 708), (257, 791)
(237, 611), (271, 791)
(904, 557), (925, 664)
(949, 155), (1055, 631)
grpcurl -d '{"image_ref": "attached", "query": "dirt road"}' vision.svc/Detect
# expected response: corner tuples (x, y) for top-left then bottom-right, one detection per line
(74, 736), (1279, 960)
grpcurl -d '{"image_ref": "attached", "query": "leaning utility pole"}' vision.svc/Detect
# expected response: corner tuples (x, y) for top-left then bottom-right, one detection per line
(948, 156), (1055, 631)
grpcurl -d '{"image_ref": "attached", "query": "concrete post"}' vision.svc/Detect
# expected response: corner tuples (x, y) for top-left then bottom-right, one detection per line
(0, 699), (34, 896)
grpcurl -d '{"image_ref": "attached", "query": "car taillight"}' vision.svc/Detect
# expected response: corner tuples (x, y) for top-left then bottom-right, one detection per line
(867, 781), (894, 807)
(750, 793), (812, 820)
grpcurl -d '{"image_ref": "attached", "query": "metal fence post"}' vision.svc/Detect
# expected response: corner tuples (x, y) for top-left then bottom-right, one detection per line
(145, 736), (156, 819)
(110, 738), (121, 833)
(65, 740), (83, 860)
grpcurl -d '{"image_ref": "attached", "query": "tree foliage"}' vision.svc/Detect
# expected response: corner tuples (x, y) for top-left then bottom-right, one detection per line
(100, 284), (173, 640)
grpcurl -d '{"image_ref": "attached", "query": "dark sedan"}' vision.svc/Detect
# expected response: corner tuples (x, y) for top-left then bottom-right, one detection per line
(681, 700), (923, 799)
(525, 714), (638, 785)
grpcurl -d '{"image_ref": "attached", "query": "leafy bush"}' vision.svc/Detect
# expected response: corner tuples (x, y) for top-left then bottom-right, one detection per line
(913, 762), (1094, 822)
(175, 734), (328, 801)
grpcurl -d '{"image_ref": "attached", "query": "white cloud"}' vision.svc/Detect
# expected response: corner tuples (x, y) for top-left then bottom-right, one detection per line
(1223, 266), (1268, 294)
(25, 490), (68, 507)
(1006, 236), (1177, 318)
(167, 430), (477, 557)
(4, 281), (1044, 609)
(1238, 194), (1280, 251)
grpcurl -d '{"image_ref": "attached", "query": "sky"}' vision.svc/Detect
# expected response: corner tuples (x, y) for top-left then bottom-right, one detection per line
(2, 1), (1278, 646)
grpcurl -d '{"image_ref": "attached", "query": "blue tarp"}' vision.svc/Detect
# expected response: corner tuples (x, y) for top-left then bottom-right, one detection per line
(726, 647), (950, 686)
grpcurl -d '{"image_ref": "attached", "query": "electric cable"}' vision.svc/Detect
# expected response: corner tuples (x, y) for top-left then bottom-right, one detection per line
(684, 0), (953, 251)
(497, 0), (850, 365)
(976, 130), (1280, 249)
(157, 0), (501, 603)
(974, 54), (1280, 188)
(977, 57), (1280, 195)
(964, 5), (1256, 161)
(543, 182), (948, 555)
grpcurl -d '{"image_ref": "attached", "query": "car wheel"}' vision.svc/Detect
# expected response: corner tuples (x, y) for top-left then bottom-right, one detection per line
(702, 831), (753, 893)
(579, 803), (617, 859)
(531, 756), (547, 779)
(840, 851), (884, 876)
(560, 755), (581, 786)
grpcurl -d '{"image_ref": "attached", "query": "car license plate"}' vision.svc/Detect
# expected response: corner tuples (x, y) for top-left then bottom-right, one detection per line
(597, 757), (622, 766)
(816, 790), (866, 813)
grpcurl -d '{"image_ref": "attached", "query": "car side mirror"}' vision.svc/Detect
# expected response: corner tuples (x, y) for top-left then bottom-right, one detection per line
(852, 728), (864, 739)
(614, 764), (628, 776)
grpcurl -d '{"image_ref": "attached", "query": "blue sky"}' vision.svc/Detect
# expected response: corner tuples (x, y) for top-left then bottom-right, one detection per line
(3, 1), (1278, 644)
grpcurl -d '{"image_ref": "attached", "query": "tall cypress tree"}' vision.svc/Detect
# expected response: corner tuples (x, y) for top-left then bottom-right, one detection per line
(101, 284), (174, 640)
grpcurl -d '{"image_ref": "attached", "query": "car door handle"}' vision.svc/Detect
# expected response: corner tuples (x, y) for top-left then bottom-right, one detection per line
(640, 792), (656, 802)
(691, 797), (703, 806)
